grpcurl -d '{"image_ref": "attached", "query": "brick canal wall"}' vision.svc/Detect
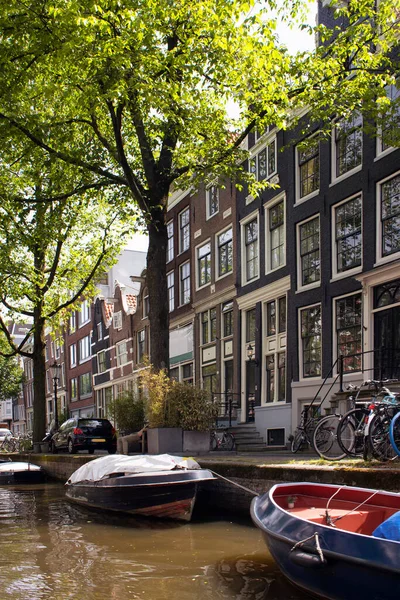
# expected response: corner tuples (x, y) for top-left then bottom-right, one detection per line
(7, 453), (400, 516)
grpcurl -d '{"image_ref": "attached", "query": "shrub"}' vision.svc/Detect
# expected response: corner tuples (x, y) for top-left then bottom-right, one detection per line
(141, 368), (180, 428)
(107, 391), (145, 435)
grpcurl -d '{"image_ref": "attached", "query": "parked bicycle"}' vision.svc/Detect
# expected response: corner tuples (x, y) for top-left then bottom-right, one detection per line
(289, 406), (320, 453)
(210, 427), (235, 451)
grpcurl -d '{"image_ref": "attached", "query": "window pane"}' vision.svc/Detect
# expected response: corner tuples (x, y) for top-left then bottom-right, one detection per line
(335, 113), (362, 177)
(246, 308), (256, 342)
(301, 306), (321, 378)
(300, 217), (320, 285)
(381, 174), (400, 257)
(336, 294), (362, 373)
(335, 196), (362, 272)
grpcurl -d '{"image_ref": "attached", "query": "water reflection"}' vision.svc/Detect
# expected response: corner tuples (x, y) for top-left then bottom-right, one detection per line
(0, 484), (310, 600)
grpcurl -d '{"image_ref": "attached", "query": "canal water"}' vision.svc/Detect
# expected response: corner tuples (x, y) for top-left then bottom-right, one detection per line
(0, 483), (312, 600)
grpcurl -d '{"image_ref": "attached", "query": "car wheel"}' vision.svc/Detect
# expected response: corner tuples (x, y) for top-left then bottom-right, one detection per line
(88, 448), (94, 454)
(68, 439), (75, 454)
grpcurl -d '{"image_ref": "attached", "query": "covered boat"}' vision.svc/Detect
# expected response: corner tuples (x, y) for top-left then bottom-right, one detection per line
(66, 453), (215, 521)
(251, 482), (400, 600)
(0, 461), (45, 484)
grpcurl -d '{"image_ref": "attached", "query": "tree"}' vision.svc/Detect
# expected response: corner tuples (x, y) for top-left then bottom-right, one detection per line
(0, 0), (398, 373)
(0, 148), (136, 442)
(0, 335), (23, 404)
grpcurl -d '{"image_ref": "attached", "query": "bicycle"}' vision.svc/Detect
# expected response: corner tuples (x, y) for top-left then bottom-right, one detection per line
(210, 428), (235, 451)
(0, 435), (16, 453)
(313, 413), (348, 460)
(289, 406), (319, 453)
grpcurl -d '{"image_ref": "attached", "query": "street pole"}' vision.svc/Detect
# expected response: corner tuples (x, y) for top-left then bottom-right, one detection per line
(53, 375), (59, 431)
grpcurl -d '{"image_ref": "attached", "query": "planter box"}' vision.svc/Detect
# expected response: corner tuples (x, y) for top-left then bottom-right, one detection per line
(147, 427), (183, 455)
(183, 430), (210, 454)
(40, 442), (50, 453)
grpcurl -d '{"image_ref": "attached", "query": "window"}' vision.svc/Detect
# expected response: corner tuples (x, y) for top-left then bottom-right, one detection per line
(333, 113), (362, 179)
(202, 364), (217, 395)
(300, 305), (322, 378)
(298, 216), (320, 288)
(70, 378), (78, 401)
(182, 363), (193, 385)
(268, 199), (285, 271)
(222, 301), (233, 338)
(244, 218), (258, 282)
(266, 355), (275, 403)
(297, 137), (320, 200)
(266, 296), (286, 336)
(167, 221), (174, 262)
(380, 173), (400, 258)
(265, 352), (285, 403)
(79, 335), (91, 362)
(79, 372), (92, 397)
(97, 351), (106, 373)
(79, 300), (90, 326)
(217, 227), (233, 278)
(266, 301), (276, 336)
(249, 137), (277, 181)
(334, 195), (362, 274)
(197, 242), (211, 287)
(137, 329), (145, 363)
(170, 367), (179, 381)
(335, 293), (362, 373)
(378, 82), (400, 153)
(246, 308), (256, 342)
(116, 341), (128, 366)
(113, 311), (122, 330)
(207, 184), (219, 218)
(179, 208), (190, 253)
(278, 296), (286, 333)
(70, 343), (77, 368)
(167, 271), (174, 312)
(69, 312), (76, 333)
(97, 322), (103, 341)
(180, 262), (191, 305)
(201, 308), (217, 345)
(143, 294), (149, 318)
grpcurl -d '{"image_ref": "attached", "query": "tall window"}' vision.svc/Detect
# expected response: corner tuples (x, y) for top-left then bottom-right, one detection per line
(249, 137), (276, 180)
(97, 322), (103, 341)
(137, 330), (145, 363)
(268, 200), (285, 271)
(79, 335), (91, 362)
(299, 216), (320, 287)
(197, 242), (211, 287)
(69, 312), (76, 333)
(70, 343), (77, 368)
(207, 185), (219, 218)
(201, 308), (217, 344)
(79, 372), (92, 397)
(336, 294), (362, 373)
(143, 294), (149, 318)
(179, 208), (190, 253)
(97, 351), (106, 373)
(70, 378), (77, 401)
(246, 308), (256, 342)
(180, 262), (191, 305)
(222, 301), (233, 337)
(245, 218), (258, 282)
(202, 364), (217, 396)
(217, 227), (233, 277)
(79, 300), (90, 326)
(167, 272), (174, 312)
(380, 174), (400, 257)
(334, 195), (362, 273)
(167, 221), (174, 262)
(334, 113), (362, 178)
(116, 341), (128, 366)
(300, 305), (322, 378)
(379, 83), (400, 152)
(297, 137), (320, 199)
(266, 297), (286, 336)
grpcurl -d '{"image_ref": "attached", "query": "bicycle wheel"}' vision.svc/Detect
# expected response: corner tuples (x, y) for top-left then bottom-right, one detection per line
(222, 432), (235, 451)
(389, 410), (400, 457)
(368, 412), (397, 462)
(337, 407), (369, 457)
(313, 415), (347, 460)
(290, 429), (304, 453)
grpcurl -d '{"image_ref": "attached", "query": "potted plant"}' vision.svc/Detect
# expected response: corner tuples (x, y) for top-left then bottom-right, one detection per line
(287, 495), (298, 509)
(107, 391), (146, 454)
(172, 382), (218, 454)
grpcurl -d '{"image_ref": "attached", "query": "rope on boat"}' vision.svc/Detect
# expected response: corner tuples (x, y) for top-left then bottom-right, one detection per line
(290, 533), (325, 563)
(209, 469), (259, 496)
(325, 486), (383, 526)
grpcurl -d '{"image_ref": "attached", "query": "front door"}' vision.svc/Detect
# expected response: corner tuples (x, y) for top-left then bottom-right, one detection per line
(374, 306), (400, 380)
(246, 360), (256, 422)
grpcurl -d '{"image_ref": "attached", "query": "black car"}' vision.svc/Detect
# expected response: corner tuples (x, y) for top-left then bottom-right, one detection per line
(51, 418), (117, 454)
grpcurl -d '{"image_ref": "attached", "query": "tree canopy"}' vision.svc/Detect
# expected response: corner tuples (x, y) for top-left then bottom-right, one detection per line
(0, 335), (23, 404)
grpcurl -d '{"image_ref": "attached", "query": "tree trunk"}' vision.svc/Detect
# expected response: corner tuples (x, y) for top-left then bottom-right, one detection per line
(146, 218), (169, 371)
(32, 315), (47, 444)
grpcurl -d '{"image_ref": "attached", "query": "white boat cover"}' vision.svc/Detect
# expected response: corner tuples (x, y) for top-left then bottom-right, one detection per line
(0, 462), (42, 472)
(68, 454), (202, 484)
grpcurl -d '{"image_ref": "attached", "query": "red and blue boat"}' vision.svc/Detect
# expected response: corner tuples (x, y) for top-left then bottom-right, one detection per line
(251, 482), (400, 600)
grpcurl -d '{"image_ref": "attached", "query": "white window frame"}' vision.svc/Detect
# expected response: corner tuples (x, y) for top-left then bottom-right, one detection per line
(137, 329), (146, 363)
(179, 261), (191, 306)
(143, 293), (149, 319)
(167, 220), (174, 263)
(167, 271), (174, 313)
(376, 82), (400, 159)
(296, 214), (321, 292)
(79, 300), (90, 327)
(206, 183), (219, 220)
(333, 291), (363, 375)
(331, 192), (363, 281)
(113, 310), (122, 330)
(331, 113), (363, 186)
(265, 192), (286, 274)
(196, 239), (212, 290)
(79, 335), (91, 363)
(295, 133), (320, 204)
(179, 207), (190, 254)
(376, 170), (400, 266)
(240, 210), (260, 287)
(215, 225), (233, 281)
(97, 350), (107, 373)
(97, 322), (103, 341)
(69, 343), (77, 368)
(298, 303), (322, 381)
(200, 308), (217, 346)
(248, 133), (277, 182)
(116, 340), (128, 366)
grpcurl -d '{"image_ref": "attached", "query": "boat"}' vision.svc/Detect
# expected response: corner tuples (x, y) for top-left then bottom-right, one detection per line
(65, 453), (216, 521)
(251, 482), (400, 600)
(0, 461), (45, 484)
